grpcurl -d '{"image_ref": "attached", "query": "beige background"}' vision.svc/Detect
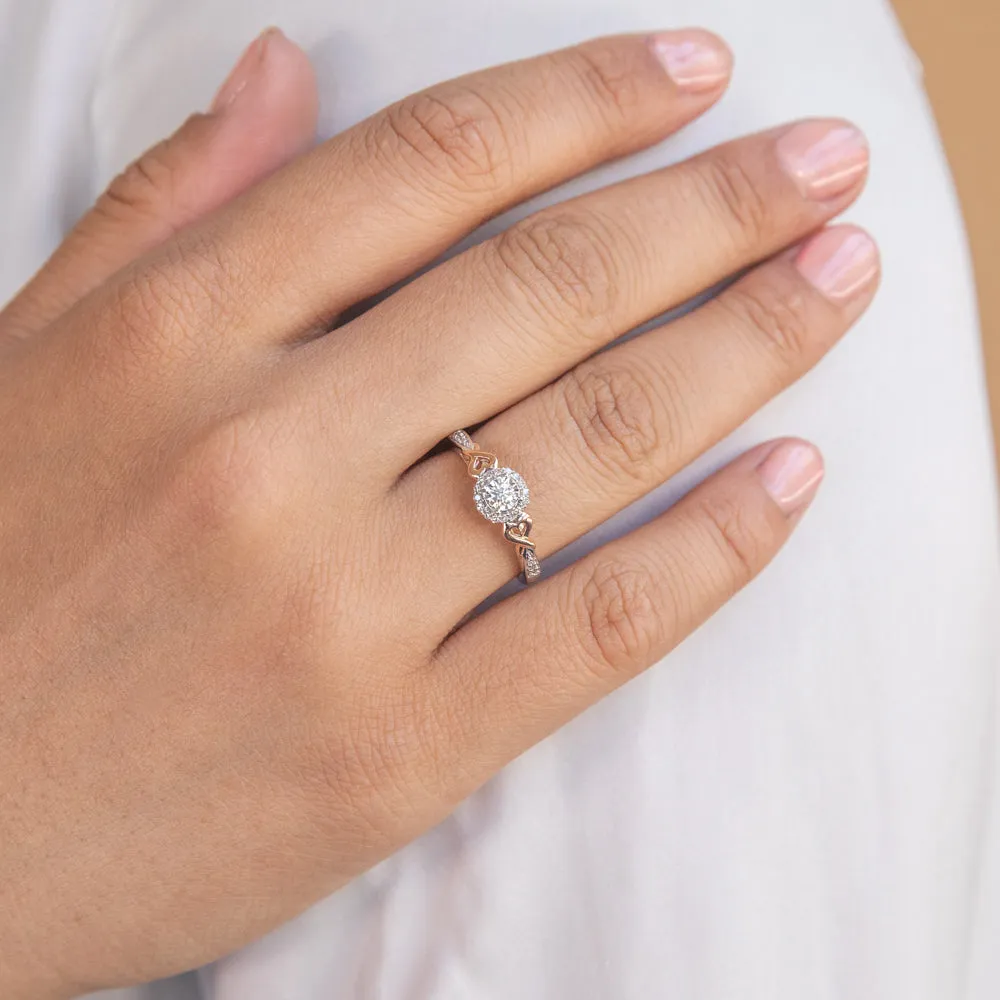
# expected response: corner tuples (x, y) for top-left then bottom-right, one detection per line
(891, 0), (1000, 463)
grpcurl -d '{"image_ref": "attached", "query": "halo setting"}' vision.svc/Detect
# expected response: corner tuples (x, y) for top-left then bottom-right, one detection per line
(450, 429), (540, 584)
(473, 466), (530, 524)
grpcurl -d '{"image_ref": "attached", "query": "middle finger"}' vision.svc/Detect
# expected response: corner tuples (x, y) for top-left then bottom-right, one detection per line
(328, 118), (869, 469)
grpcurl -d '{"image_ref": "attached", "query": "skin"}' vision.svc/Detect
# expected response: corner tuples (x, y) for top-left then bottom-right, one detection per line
(0, 27), (879, 998)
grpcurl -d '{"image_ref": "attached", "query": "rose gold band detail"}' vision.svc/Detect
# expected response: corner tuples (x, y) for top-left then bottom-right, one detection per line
(449, 430), (540, 584)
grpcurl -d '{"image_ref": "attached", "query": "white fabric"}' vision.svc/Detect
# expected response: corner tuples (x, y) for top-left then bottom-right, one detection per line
(0, 1), (997, 998)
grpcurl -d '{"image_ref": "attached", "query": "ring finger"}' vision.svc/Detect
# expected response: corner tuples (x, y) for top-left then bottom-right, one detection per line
(396, 222), (879, 618)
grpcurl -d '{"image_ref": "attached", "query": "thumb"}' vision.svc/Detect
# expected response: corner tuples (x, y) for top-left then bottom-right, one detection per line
(2, 27), (318, 339)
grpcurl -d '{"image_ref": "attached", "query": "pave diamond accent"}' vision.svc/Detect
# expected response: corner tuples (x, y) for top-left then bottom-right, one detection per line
(473, 466), (530, 524)
(521, 549), (541, 582)
(449, 429), (475, 450)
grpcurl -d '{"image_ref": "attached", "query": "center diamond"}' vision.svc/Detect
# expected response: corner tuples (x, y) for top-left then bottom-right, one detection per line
(473, 466), (530, 524)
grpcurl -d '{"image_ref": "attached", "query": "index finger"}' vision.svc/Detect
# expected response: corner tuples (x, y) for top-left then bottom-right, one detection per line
(97, 31), (733, 353)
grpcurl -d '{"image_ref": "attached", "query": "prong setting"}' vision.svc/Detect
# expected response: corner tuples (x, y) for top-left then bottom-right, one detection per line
(451, 430), (541, 584)
(473, 466), (530, 524)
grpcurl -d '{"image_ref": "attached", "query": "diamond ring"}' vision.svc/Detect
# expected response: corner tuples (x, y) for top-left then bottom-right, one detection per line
(449, 430), (541, 584)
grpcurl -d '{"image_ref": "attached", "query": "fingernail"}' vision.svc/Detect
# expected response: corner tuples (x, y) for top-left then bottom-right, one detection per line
(757, 440), (825, 517)
(649, 31), (733, 92)
(776, 120), (869, 200)
(796, 227), (879, 302)
(211, 27), (282, 112)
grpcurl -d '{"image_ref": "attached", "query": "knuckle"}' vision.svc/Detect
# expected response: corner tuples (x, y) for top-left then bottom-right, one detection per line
(724, 281), (812, 363)
(491, 212), (620, 331)
(302, 679), (439, 837)
(558, 362), (662, 480)
(108, 266), (167, 353)
(404, 679), (482, 800)
(328, 688), (412, 793)
(165, 414), (284, 545)
(568, 41), (643, 122)
(97, 134), (185, 224)
(109, 235), (239, 362)
(695, 494), (768, 592)
(379, 88), (512, 194)
(697, 153), (771, 248)
(110, 263), (191, 361)
(577, 560), (660, 678)
(302, 739), (405, 848)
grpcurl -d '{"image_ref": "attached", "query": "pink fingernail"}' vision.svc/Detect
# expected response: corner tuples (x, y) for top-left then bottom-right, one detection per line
(649, 31), (733, 92)
(211, 27), (282, 112)
(757, 440), (824, 517)
(796, 227), (880, 302)
(776, 120), (869, 200)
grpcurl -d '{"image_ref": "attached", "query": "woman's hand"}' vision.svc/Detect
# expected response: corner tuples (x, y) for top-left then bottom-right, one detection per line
(0, 28), (876, 997)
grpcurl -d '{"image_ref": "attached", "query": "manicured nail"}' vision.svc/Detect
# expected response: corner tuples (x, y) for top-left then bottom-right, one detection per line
(757, 440), (824, 517)
(211, 28), (282, 112)
(796, 227), (879, 302)
(649, 31), (733, 92)
(776, 120), (869, 200)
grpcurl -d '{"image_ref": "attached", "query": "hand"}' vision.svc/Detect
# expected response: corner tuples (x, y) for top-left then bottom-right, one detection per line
(0, 28), (876, 997)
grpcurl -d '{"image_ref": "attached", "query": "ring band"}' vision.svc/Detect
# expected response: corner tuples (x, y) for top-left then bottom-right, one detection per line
(449, 430), (541, 584)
